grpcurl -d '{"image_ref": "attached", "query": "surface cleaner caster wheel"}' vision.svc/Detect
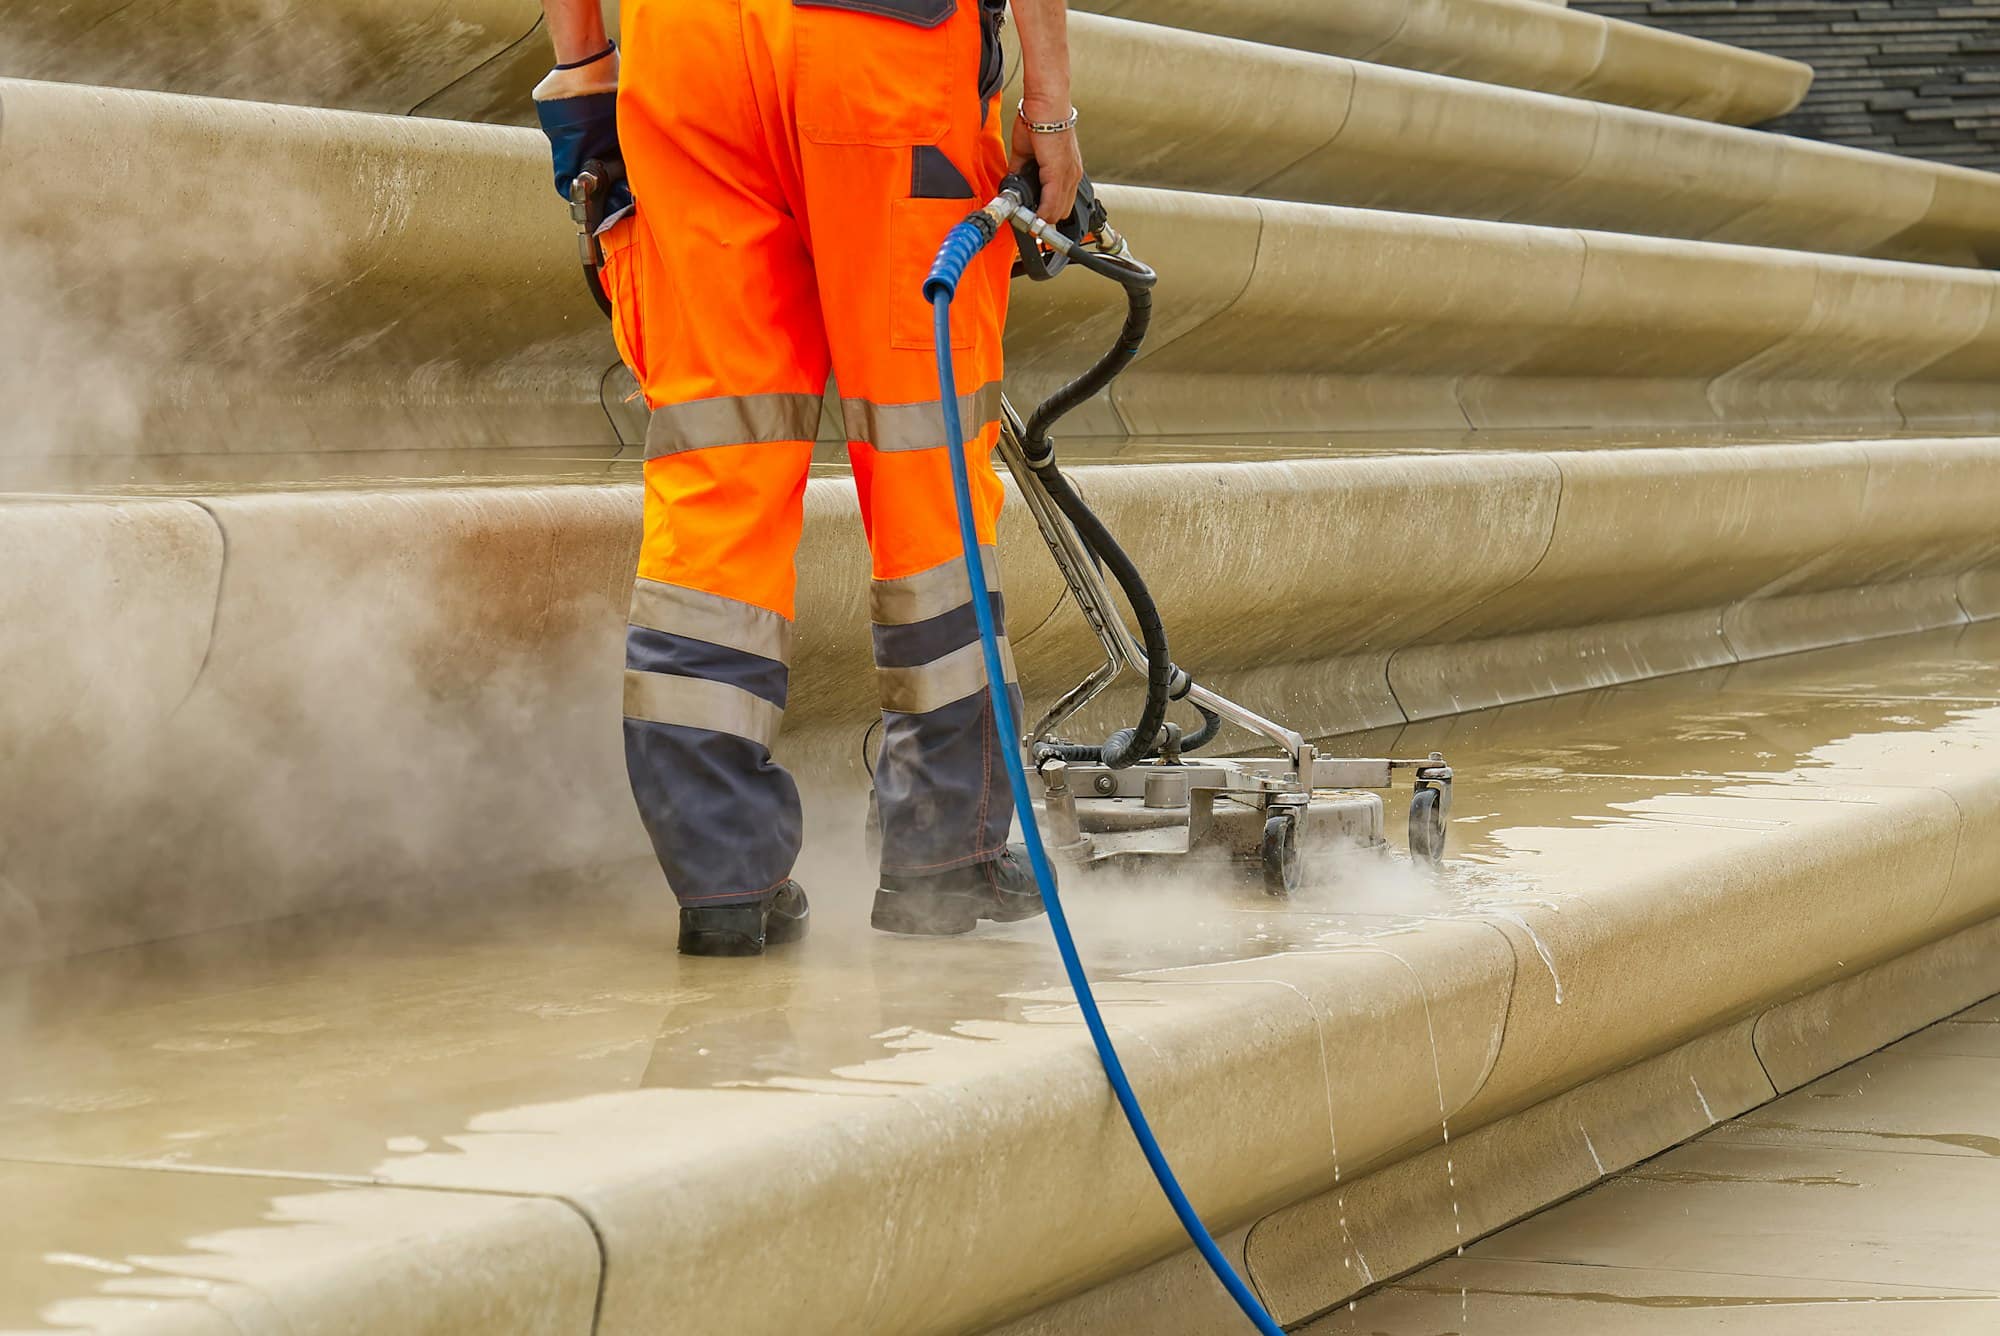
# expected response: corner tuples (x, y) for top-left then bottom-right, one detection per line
(1262, 810), (1302, 897)
(1409, 785), (1446, 869)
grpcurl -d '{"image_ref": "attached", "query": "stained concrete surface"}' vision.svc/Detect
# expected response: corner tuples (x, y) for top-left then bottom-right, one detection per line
(19, 438), (1999, 968)
(3, 623), (2000, 1330)
(1303, 999), (2000, 1333)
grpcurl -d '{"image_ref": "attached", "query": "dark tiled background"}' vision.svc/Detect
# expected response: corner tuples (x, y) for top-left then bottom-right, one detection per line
(1572, 1), (2000, 170)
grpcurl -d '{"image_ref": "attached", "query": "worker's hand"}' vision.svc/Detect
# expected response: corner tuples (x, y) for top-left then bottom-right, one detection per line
(1009, 104), (1084, 225)
(532, 46), (631, 214)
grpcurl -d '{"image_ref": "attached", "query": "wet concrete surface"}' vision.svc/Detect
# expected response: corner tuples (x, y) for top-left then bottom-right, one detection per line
(1302, 997), (2000, 1333)
(0, 1159), (598, 1334)
(2, 620), (1999, 1327)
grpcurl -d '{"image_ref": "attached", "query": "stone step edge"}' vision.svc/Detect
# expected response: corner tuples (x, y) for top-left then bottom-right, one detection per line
(7, 439), (1998, 964)
(991, 911), (2000, 1334)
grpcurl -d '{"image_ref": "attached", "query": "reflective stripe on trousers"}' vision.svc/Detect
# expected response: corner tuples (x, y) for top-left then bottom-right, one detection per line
(623, 557), (1018, 895)
(870, 547), (1018, 874)
(641, 383), (1003, 459)
(623, 580), (803, 904)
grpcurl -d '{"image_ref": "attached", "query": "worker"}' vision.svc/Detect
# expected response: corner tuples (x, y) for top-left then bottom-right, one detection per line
(535, 0), (1083, 956)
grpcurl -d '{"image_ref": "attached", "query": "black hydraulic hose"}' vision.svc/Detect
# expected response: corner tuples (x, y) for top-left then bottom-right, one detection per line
(1037, 741), (1110, 764)
(1024, 257), (1152, 448)
(1180, 701), (1222, 753)
(1035, 693), (1221, 767)
(1024, 457), (1178, 769)
(1017, 250), (1195, 769)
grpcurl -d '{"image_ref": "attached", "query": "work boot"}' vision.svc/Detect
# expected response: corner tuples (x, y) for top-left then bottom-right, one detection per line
(872, 848), (1047, 936)
(678, 881), (811, 957)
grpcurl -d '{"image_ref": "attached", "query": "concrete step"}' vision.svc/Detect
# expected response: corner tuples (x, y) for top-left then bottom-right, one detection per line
(6, 434), (1997, 963)
(1061, 13), (2000, 267)
(0, 0), (1799, 127)
(9, 77), (2000, 460)
(0, 13), (1899, 272)
(0, 0), (564, 120)
(0, 78), (616, 460)
(2, 625), (1996, 1334)
(1078, 0), (1811, 125)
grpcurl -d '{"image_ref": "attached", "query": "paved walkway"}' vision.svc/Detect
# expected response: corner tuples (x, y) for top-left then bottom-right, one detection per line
(1305, 997), (2000, 1334)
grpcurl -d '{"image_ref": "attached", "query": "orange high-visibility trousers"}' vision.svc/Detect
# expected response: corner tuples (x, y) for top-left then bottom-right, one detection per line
(605, 0), (1017, 904)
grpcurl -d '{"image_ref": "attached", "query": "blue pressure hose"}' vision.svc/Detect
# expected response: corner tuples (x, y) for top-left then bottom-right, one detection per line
(924, 222), (1286, 1336)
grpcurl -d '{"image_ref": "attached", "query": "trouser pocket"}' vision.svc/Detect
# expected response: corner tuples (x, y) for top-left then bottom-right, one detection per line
(793, 0), (961, 146)
(890, 195), (979, 350)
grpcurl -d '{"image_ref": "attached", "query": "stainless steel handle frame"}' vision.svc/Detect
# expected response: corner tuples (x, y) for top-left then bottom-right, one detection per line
(994, 396), (1313, 776)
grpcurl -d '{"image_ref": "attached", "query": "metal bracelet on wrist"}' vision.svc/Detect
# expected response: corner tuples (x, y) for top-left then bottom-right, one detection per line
(1016, 104), (1079, 134)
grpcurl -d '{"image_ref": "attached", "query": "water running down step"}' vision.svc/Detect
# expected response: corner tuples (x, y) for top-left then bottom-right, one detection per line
(1302, 997), (2000, 1334)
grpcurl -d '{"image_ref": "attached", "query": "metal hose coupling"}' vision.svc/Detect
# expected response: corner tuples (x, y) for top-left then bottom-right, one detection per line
(1007, 202), (1078, 258)
(922, 190), (1026, 303)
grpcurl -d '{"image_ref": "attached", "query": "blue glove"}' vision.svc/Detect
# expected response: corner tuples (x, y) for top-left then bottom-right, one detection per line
(533, 49), (633, 218)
